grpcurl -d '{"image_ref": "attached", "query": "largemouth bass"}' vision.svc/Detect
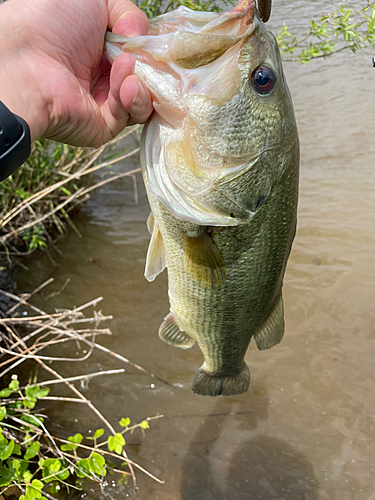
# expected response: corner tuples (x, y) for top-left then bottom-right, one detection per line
(106, 0), (299, 396)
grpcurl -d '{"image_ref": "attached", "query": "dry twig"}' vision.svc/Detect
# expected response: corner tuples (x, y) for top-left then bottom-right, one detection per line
(0, 279), (166, 495)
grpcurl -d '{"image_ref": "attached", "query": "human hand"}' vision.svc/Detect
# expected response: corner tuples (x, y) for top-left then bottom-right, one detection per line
(0, 0), (153, 147)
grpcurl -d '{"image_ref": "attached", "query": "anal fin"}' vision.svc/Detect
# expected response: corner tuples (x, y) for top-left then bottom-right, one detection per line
(145, 221), (166, 282)
(254, 293), (285, 351)
(158, 312), (195, 349)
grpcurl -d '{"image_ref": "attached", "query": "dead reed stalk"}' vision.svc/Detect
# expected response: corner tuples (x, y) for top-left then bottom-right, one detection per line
(0, 127), (141, 260)
(0, 279), (164, 499)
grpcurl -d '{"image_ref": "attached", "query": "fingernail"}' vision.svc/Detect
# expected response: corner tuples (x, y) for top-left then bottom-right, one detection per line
(131, 81), (146, 109)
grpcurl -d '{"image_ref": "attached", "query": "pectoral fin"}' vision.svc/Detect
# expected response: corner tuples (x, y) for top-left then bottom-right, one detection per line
(158, 312), (195, 349)
(254, 294), (285, 351)
(184, 231), (225, 289)
(146, 212), (154, 234)
(144, 222), (166, 282)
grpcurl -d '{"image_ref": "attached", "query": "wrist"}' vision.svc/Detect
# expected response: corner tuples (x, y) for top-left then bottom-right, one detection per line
(0, 2), (50, 142)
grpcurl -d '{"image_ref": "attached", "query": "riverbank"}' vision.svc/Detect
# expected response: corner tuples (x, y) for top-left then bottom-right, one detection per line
(0, 127), (141, 266)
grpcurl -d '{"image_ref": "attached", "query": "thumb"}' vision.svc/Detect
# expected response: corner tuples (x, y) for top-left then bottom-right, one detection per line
(107, 0), (149, 36)
(97, 0), (151, 142)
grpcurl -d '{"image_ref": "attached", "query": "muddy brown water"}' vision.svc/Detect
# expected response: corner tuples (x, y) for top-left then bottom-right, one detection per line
(9, 0), (375, 498)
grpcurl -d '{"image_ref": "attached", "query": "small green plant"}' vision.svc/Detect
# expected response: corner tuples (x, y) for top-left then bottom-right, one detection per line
(0, 288), (165, 499)
(0, 375), (159, 500)
(277, 0), (375, 63)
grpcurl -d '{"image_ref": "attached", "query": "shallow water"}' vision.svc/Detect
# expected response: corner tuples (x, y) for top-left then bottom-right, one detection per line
(11, 0), (375, 498)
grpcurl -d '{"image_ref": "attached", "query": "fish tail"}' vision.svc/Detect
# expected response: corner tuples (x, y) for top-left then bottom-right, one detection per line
(192, 363), (250, 396)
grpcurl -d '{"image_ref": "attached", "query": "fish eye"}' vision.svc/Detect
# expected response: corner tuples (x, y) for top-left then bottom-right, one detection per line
(251, 65), (276, 95)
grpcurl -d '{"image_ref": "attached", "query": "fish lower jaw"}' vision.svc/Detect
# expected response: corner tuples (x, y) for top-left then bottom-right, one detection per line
(192, 362), (250, 397)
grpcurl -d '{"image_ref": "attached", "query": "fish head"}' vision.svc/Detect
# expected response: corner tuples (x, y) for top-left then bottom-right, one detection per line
(161, 6), (298, 224)
(106, 0), (298, 225)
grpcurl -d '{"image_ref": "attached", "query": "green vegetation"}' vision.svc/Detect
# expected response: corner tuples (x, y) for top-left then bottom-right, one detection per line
(0, 128), (141, 262)
(137, 0), (234, 17)
(0, 376), (158, 500)
(278, 0), (375, 63)
(0, 288), (163, 499)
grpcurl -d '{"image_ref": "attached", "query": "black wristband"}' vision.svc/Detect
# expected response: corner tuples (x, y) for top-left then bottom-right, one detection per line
(0, 100), (31, 182)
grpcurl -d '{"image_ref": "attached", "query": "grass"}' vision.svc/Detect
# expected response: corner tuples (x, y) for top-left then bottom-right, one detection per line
(0, 127), (142, 263)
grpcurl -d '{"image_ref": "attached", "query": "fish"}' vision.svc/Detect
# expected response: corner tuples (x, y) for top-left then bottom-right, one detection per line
(105, 0), (299, 396)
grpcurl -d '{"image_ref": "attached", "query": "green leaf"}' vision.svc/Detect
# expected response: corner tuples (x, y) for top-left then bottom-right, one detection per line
(75, 458), (92, 478)
(41, 458), (68, 482)
(87, 428), (104, 440)
(44, 459), (60, 474)
(25, 479), (43, 499)
(76, 454), (106, 479)
(8, 459), (21, 476)
(24, 441), (40, 460)
(9, 378), (19, 391)
(119, 418), (131, 428)
(59, 187), (72, 196)
(108, 433), (125, 455)
(23, 470), (33, 483)
(31, 479), (43, 490)
(139, 420), (150, 430)
(0, 437), (14, 460)
(90, 452), (106, 476)
(25, 386), (50, 399)
(21, 414), (43, 427)
(23, 397), (37, 410)
(60, 433), (83, 451)
(0, 389), (13, 397)
(13, 444), (22, 455)
(0, 464), (15, 487)
(0, 406), (6, 421)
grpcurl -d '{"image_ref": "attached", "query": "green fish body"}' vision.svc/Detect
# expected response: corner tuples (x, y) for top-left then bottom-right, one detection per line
(106, 0), (299, 396)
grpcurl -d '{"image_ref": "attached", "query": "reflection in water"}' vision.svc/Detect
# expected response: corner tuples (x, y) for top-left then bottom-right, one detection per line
(181, 397), (318, 500)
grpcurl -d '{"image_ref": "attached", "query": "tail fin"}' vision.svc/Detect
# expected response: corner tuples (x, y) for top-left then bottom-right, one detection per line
(192, 363), (250, 396)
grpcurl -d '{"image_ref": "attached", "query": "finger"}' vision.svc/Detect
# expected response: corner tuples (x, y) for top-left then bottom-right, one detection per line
(107, 53), (152, 125)
(91, 57), (111, 106)
(119, 75), (153, 125)
(107, 0), (149, 36)
(100, 53), (134, 136)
